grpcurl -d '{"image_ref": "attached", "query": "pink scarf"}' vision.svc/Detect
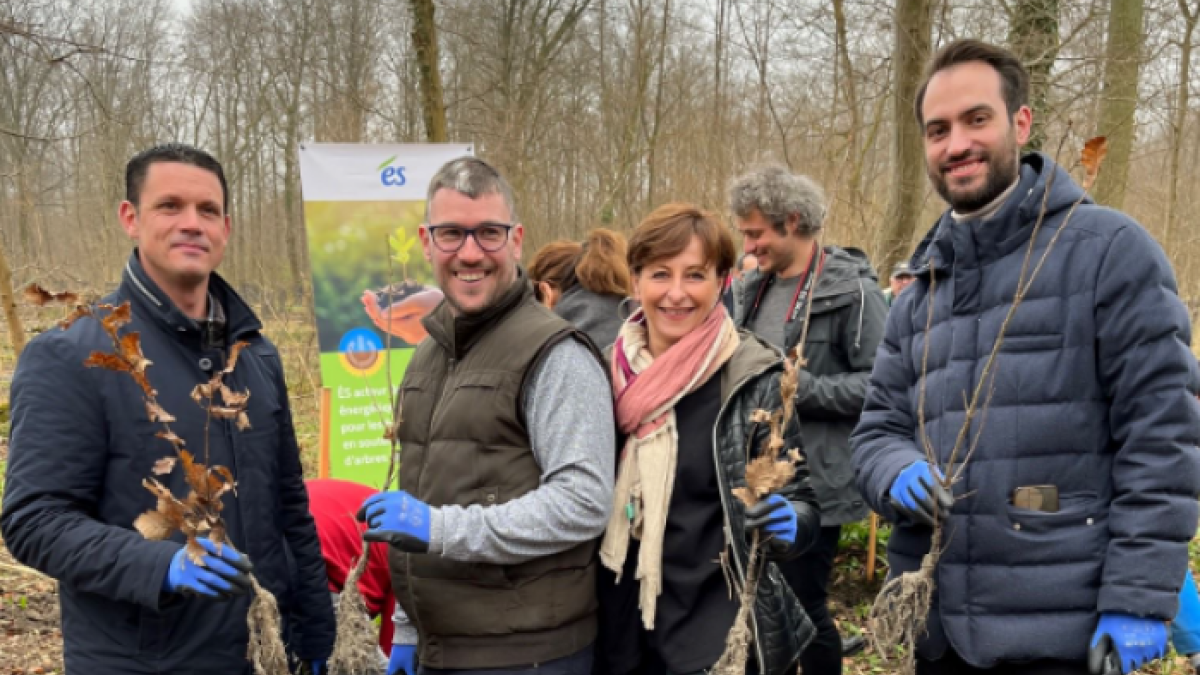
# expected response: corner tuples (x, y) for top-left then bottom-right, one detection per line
(601, 303), (740, 628)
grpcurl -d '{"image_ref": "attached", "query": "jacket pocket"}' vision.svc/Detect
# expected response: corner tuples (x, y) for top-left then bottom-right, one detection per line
(137, 602), (172, 655)
(1002, 492), (1105, 562)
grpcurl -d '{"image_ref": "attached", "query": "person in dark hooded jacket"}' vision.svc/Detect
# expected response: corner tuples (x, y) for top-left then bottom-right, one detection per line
(528, 228), (632, 349)
(728, 165), (888, 674)
(1, 144), (335, 675)
(852, 40), (1200, 674)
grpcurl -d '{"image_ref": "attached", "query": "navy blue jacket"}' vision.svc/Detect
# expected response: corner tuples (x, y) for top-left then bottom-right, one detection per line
(851, 153), (1200, 667)
(1, 253), (335, 674)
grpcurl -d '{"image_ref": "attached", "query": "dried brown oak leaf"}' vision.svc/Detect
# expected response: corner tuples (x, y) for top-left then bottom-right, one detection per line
(86, 350), (156, 397)
(24, 283), (79, 306)
(60, 305), (91, 330)
(146, 401), (176, 424)
(219, 384), (250, 408)
(85, 351), (132, 374)
(733, 454), (800, 508)
(223, 341), (250, 374)
(100, 303), (132, 333)
(118, 332), (152, 373)
(156, 430), (186, 450)
(211, 405), (244, 420)
(153, 456), (178, 475)
(134, 510), (177, 540)
(191, 380), (217, 405)
(179, 451), (238, 502)
(1081, 136), (1109, 191)
(137, 478), (188, 540)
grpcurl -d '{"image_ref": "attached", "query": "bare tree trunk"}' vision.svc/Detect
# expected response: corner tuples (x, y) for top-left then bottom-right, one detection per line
(1007, 0), (1060, 151)
(1093, 0), (1145, 209)
(646, 0), (671, 208)
(881, 0), (933, 276)
(834, 0), (863, 212)
(0, 234), (25, 358)
(1165, 0), (1198, 269)
(408, 0), (448, 142)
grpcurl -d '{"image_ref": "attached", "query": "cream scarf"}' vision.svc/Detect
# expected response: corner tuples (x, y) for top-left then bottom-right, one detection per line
(599, 304), (740, 629)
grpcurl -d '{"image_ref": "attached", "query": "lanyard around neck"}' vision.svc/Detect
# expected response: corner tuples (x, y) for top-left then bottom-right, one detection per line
(749, 242), (825, 325)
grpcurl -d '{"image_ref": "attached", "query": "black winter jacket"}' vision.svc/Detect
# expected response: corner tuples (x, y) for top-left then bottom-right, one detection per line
(852, 153), (1200, 666)
(597, 332), (820, 675)
(1, 252), (335, 674)
(737, 246), (888, 525)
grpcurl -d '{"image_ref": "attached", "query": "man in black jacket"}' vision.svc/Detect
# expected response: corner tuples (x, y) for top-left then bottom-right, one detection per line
(1, 144), (335, 674)
(728, 166), (888, 675)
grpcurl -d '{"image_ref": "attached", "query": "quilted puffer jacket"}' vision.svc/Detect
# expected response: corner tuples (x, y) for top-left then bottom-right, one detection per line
(597, 331), (819, 675)
(852, 152), (1200, 667)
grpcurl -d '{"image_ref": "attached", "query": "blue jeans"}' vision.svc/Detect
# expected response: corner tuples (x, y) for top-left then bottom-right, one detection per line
(418, 645), (593, 675)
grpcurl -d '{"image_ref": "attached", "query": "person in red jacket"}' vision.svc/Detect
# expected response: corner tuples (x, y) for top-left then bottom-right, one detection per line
(307, 478), (395, 657)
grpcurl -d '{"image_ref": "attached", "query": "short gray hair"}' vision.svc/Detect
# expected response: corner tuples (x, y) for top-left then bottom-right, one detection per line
(728, 164), (826, 236)
(424, 157), (518, 223)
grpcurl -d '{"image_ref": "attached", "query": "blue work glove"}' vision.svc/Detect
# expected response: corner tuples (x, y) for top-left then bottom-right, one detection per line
(161, 537), (253, 599)
(745, 494), (798, 558)
(388, 645), (418, 675)
(357, 491), (432, 553)
(1173, 572), (1200, 656)
(888, 460), (953, 528)
(1088, 612), (1168, 674)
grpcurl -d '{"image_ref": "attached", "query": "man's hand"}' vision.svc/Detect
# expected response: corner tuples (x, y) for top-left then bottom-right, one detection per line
(161, 538), (253, 599)
(888, 461), (953, 527)
(1088, 613), (1168, 674)
(745, 494), (801, 558)
(388, 644), (418, 675)
(356, 492), (432, 553)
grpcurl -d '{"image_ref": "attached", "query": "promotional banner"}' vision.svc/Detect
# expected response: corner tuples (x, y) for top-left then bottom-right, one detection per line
(299, 143), (473, 485)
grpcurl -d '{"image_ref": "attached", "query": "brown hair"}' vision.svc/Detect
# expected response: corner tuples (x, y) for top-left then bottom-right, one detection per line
(914, 39), (1029, 127)
(627, 203), (736, 277)
(528, 228), (632, 297)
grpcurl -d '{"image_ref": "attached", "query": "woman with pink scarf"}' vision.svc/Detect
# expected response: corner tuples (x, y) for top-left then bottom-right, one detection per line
(595, 203), (821, 675)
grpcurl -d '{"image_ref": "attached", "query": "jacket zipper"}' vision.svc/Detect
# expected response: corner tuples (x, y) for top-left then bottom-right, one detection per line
(712, 361), (777, 673)
(407, 356), (456, 647)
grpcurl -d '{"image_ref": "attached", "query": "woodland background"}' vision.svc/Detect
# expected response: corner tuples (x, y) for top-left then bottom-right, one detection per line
(3, 0), (1200, 672)
(2, 0), (1198, 324)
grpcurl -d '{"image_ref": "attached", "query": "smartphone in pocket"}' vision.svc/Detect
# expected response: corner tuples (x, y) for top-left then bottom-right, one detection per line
(1012, 485), (1060, 513)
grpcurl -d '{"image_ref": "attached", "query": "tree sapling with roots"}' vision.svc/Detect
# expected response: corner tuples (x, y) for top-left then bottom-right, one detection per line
(28, 293), (293, 675)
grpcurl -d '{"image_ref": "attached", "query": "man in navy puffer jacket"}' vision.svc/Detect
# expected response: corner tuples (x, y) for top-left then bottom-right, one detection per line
(2, 144), (335, 674)
(852, 40), (1200, 674)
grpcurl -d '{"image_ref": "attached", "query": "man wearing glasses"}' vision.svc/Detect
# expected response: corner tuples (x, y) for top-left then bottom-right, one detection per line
(357, 157), (615, 675)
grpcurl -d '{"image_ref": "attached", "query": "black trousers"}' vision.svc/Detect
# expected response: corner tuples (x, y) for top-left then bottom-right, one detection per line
(917, 648), (1089, 675)
(777, 525), (842, 675)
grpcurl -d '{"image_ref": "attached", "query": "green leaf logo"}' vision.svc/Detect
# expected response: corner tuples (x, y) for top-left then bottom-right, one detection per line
(376, 155), (398, 171)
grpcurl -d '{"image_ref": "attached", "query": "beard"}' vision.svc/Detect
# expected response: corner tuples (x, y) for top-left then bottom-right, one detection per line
(931, 135), (1021, 214)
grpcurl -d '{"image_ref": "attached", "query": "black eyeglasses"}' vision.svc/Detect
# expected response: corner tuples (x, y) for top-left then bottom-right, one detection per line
(426, 223), (514, 253)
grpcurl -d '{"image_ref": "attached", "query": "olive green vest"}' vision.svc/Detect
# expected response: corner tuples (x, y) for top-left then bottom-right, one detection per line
(390, 279), (600, 669)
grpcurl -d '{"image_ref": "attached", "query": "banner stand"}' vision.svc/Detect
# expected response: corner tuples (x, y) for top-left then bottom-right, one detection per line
(318, 387), (331, 479)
